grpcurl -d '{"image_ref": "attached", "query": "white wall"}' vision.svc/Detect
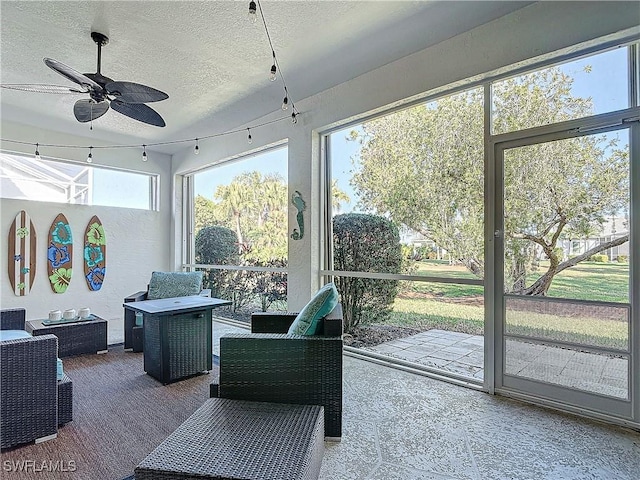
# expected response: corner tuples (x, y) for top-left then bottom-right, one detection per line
(171, 1), (640, 310)
(1, 121), (173, 344)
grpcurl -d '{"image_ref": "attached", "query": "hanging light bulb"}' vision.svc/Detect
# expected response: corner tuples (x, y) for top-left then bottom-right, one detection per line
(87, 146), (93, 163)
(34, 143), (41, 161)
(291, 112), (298, 124)
(281, 96), (289, 111)
(194, 138), (200, 155)
(270, 64), (277, 81)
(247, 128), (253, 144)
(248, 1), (257, 23)
(142, 145), (148, 162)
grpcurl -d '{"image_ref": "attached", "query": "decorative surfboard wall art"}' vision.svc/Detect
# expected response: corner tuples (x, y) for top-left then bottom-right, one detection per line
(84, 215), (106, 291)
(47, 213), (73, 293)
(8, 210), (37, 296)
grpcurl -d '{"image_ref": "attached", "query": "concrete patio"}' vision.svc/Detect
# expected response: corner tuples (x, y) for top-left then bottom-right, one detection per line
(210, 319), (638, 479)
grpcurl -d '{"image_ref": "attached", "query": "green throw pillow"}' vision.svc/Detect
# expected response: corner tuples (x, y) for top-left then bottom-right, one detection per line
(147, 271), (203, 300)
(288, 283), (339, 336)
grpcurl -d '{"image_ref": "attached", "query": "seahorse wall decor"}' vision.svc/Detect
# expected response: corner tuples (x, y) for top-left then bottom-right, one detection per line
(291, 190), (306, 240)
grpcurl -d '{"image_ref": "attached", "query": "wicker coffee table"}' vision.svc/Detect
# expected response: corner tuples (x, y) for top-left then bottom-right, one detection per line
(135, 398), (324, 480)
(26, 315), (108, 357)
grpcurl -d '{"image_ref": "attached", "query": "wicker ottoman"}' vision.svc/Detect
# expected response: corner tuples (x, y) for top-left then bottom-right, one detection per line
(57, 374), (73, 425)
(135, 398), (324, 480)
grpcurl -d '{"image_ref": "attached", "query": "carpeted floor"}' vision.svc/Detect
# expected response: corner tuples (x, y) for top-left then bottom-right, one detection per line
(0, 346), (217, 480)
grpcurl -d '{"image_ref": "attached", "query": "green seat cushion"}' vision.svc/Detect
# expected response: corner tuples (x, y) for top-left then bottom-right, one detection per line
(57, 358), (64, 381)
(288, 283), (339, 336)
(147, 271), (203, 300)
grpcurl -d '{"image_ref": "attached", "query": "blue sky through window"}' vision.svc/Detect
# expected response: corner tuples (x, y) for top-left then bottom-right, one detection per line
(193, 45), (630, 215)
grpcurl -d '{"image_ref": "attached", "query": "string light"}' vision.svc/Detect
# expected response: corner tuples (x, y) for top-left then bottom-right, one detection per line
(253, 0), (298, 115)
(270, 58), (277, 81)
(142, 144), (148, 162)
(4, 1), (302, 166)
(248, 1), (257, 23)
(1, 115), (299, 163)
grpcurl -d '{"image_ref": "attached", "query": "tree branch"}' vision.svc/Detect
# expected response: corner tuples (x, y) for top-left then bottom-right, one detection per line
(555, 234), (629, 275)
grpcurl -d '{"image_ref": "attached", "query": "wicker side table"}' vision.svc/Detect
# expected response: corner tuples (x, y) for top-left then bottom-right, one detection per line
(135, 398), (324, 480)
(26, 316), (107, 357)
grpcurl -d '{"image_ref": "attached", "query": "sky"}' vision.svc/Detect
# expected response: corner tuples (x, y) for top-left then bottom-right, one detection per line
(193, 46), (629, 214)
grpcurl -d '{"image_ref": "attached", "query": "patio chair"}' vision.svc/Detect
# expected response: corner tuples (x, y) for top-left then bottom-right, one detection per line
(213, 290), (344, 440)
(1, 308), (60, 449)
(123, 271), (211, 350)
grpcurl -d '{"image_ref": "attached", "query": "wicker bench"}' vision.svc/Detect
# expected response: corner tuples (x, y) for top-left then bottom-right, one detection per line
(135, 398), (324, 480)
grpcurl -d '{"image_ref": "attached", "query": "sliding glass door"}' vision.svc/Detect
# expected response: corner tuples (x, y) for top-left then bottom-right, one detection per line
(493, 117), (637, 421)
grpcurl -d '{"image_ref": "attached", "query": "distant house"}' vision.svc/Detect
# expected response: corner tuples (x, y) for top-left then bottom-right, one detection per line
(558, 216), (629, 261)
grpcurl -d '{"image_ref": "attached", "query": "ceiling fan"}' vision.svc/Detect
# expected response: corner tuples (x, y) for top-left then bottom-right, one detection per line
(1, 32), (168, 127)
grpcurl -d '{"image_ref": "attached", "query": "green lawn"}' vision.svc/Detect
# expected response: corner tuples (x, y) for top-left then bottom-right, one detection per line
(377, 259), (630, 348)
(407, 259), (629, 303)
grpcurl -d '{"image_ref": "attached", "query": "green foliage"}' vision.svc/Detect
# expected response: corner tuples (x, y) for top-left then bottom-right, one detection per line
(591, 254), (608, 263)
(351, 68), (629, 295)
(617, 255), (628, 263)
(195, 226), (239, 301)
(333, 213), (402, 333)
(195, 225), (239, 265)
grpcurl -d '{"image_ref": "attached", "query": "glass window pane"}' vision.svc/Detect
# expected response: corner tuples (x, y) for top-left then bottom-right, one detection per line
(492, 47), (630, 134)
(505, 337), (628, 399)
(192, 147), (288, 268)
(502, 130), (630, 304)
(0, 151), (155, 210)
(329, 86), (485, 281)
(505, 296), (629, 351)
(336, 276), (484, 380)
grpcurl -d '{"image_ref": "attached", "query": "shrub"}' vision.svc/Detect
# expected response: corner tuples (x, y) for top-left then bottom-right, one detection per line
(195, 226), (240, 302)
(333, 213), (402, 333)
(244, 257), (288, 312)
(591, 254), (608, 263)
(617, 255), (628, 263)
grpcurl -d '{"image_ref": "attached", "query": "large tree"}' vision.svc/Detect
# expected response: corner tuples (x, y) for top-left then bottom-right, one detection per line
(351, 68), (629, 295)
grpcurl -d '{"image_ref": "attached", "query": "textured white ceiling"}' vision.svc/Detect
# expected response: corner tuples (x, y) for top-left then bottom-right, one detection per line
(0, 1), (530, 153)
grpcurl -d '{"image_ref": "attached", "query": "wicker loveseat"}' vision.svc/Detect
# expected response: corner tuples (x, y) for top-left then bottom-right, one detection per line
(1, 308), (72, 449)
(213, 303), (343, 440)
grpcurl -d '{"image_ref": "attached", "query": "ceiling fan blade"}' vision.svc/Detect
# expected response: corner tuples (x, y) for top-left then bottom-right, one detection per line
(73, 99), (110, 123)
(44, 58), (102, 90)
(105, 81), (168, 103)
(0, 83), (89, 94)
(110, 99), (166, 127)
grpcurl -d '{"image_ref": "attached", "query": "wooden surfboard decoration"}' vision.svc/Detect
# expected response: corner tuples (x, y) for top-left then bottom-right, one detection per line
(8, 210), (37, 296)
(84, 215), (106, 291)
(47, 213), (73, 293)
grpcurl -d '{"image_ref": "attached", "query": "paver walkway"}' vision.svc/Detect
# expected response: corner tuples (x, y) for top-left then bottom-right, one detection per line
(366, 329), (485, 379)
(366, 328), (628, 398)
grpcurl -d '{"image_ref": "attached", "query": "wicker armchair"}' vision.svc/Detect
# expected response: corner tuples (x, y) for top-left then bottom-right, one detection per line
(213, 304), (343, 440)
(1, 308), (59, 449)
(0, 308), (26, 330)
(1, 308), (72, 449)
